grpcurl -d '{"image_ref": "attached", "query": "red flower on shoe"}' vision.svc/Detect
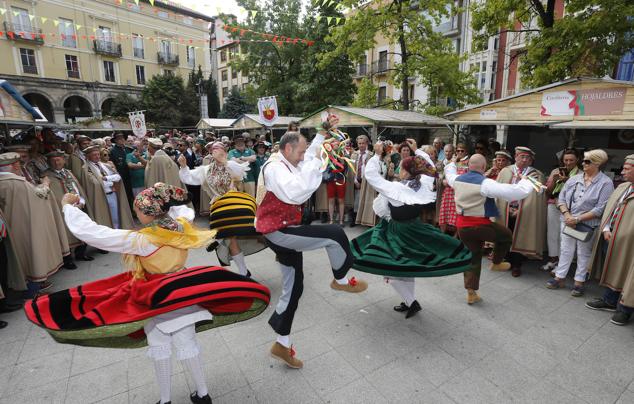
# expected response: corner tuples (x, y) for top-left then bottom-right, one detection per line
(349, 277), (358, 286)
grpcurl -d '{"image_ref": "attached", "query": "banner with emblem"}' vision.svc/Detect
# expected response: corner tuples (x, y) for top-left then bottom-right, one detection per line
(128, 111), (147, 138)
(258, 96), (279, 126)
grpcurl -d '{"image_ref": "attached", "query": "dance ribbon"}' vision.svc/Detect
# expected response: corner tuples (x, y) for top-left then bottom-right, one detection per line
(319, 129), (357, 186)
(521, 175), (546, 193)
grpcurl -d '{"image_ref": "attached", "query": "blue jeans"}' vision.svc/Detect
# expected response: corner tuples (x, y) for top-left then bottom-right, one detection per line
(602, 288), (634, 314)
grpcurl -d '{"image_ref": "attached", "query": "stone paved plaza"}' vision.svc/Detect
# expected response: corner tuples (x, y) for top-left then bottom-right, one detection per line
(2, 222), (634, 404)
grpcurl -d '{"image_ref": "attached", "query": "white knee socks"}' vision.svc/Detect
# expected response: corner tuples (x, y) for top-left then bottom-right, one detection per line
(276, 335), (290, 348)
(390, 279), (416, 306)
(182, 355), (209, 398)
(153, 358), (172, 404)
(231, 252), (249, 276)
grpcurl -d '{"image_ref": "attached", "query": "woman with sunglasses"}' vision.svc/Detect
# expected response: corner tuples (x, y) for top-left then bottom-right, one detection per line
(439, 143), (469, 235)
(547, 149), (614, 296)
(542, 149), (581, 272)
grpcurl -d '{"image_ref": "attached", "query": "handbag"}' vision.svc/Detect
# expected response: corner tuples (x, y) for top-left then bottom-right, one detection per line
(562, 222), (596, 242)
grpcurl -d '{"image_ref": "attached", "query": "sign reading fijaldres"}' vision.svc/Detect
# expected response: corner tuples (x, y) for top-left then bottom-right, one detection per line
(541, 87), (627, 117)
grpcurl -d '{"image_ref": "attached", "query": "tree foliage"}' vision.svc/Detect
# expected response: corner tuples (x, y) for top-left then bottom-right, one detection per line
(228, 0), (355, 116)
(108, 93), (142, 118)
(472, 0), (634, 88)
(351, 77), (379, 107)
(322, 0), (480, 114)
(219, 87), (253, 118)
(141, 72), (199, 127)
(207, 75), (221, 118)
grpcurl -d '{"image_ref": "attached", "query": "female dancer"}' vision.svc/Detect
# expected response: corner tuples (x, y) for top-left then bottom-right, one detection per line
(350, 140), (472, 318)
(25, 183), (270, 404)
(178, 142), (266, 275)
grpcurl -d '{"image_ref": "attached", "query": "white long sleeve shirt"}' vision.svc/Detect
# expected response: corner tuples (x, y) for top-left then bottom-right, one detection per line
(62, 204), (195, 256)
(88, 161), (121, 193)
(179, 160), (248, 186)
(366, 149), (437, 218)
(262, 134), (325, 205)
(444, 163), (533, 202)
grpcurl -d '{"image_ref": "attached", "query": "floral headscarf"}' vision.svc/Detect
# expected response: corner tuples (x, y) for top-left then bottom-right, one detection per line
(134, 182), (188, 218)
(400, 156), (437, 191)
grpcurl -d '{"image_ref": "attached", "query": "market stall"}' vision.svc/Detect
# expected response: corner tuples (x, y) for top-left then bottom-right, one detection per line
(445, 77), (634, 177)
(232, 114), (302, 140)
(300, 105), (452, 144)
(195, 118), (236, 134)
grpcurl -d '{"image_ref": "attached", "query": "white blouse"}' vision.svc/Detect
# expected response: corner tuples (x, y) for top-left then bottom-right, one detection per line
(62, 204), (195, 256)
(178, 160), (249, 186)
(366, 149), (437, 219)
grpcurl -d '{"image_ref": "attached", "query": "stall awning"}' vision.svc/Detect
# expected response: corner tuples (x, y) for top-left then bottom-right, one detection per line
(548, 121), (634, 130)
(449, 120), (569, 127)
(196, 118), (236, 130)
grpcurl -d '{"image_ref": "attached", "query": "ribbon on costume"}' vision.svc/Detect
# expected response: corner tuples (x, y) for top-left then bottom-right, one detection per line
(319, 129), (356, 186)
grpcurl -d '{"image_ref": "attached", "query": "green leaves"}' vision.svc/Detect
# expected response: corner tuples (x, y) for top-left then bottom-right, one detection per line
(472, 0), (634, 88)
(232, 0), (355, 116)
(141, 72), (200, 127)
(324, 0), (480, 114)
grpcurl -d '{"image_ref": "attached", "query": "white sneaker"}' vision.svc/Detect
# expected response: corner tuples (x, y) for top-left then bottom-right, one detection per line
(540, 261), (558, 271)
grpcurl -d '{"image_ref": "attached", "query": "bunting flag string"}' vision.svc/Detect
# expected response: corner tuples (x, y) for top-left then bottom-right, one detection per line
(0, 30), (309, 49)
(221, 23), (315, 47)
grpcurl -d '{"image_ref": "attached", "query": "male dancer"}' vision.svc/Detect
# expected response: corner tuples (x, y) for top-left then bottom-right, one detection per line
(445, 154), (537, 304)
(256, 115), (368, 369)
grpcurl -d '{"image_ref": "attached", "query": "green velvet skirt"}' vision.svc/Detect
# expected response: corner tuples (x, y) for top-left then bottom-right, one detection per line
(350, 218), (472, 278)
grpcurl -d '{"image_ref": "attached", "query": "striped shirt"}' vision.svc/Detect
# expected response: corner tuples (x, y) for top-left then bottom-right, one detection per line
(557, 172), (614, 228)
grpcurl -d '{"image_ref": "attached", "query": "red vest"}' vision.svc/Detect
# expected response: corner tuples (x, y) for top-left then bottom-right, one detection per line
(255, 191), (302, 234)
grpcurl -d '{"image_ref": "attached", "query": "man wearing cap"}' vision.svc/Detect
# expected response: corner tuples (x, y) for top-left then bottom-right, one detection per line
(486, 150), (512, 180)
(80, 145), (134, 230)
(228, 133), (257, 197)
(496, 146), (547, 277)
(44, 150), (93, 263)
(585, 154), (634, 325)
(0, 152), (66, 294)
(110, 133), (134, 208)
(144, 139), (186, 189)
(68, 135), (92, 179)
(9, 142), (74, 268)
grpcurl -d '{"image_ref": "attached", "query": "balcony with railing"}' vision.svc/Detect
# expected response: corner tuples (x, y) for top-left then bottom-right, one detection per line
(94, 40), (122, 57)
(353, 63), (369, 78)
(371, 60), (389, 75)
(158, 51), (179, 66)
(22, 65), (38, 74)
(3, 21), (44, 44)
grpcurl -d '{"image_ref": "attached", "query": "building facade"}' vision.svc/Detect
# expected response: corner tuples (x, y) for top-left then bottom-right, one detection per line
(351, 0), (466, 109)
(0, 0), (212, 123)
(211, 18), (249, 110)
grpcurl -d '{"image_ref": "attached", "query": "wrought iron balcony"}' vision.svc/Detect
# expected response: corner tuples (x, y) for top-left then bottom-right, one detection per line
(93, 40), (122, 57)
(158, 51), (179, 66)
(3, 21), (44, 44)
(22, 65), (38, 74)
(353, 63), (369, 78)
(371, 60), (389, 75)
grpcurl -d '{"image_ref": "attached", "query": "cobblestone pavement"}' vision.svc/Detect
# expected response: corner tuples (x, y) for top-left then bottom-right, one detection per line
(2, 222), (634, 403)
